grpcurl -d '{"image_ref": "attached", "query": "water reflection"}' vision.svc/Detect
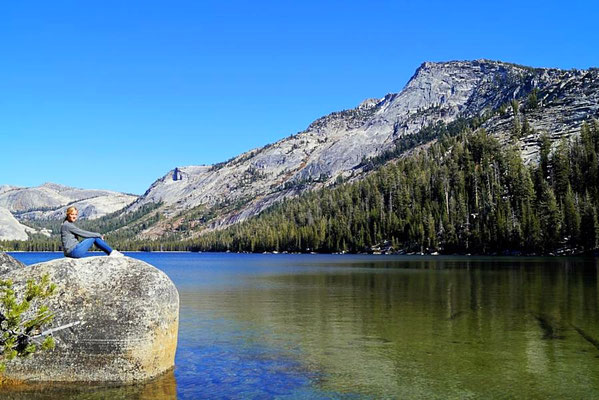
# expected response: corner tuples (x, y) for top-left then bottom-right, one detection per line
(1, 369), (177, 400)
(179, 257), (599, 398)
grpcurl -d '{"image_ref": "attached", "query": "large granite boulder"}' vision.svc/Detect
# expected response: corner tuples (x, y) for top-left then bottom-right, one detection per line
(0, 252), (25, 275)
(0, 256), (179, 383)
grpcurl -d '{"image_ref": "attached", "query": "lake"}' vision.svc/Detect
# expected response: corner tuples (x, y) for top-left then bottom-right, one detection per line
(4, 252), (599, 399)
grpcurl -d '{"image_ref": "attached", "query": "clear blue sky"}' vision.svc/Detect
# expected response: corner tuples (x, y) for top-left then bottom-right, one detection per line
(1, 1), (598, 195)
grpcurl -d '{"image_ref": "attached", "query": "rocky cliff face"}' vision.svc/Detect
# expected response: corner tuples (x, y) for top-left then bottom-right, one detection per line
(481, 66), (599, 160)
(121, 60), (599, 239)
(0, 183), (138, 221)
(0, 207), (50, 241)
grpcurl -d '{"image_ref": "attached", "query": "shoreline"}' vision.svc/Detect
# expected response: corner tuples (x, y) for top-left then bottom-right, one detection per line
(4, 250), (598, 258)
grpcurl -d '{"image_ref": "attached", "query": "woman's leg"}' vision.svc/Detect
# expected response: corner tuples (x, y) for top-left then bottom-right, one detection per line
(93, 238), (114, 255)
(68, 238), (96, 258)
(68, 238), (114, 258)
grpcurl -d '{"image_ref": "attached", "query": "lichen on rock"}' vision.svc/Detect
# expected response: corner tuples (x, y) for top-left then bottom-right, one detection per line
(0, 253), (25, 276)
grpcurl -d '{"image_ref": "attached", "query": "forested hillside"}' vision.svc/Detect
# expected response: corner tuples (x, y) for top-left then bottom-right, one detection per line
(103, 60), (598, 240)
(188, 120), (599, 255)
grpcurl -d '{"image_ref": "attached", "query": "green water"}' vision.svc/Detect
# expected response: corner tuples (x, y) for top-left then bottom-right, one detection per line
(7, 253), (599, 399)
(181, 256), (599, 399)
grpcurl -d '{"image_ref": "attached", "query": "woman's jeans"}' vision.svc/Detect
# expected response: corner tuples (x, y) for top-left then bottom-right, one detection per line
(67, 238), (113, 258)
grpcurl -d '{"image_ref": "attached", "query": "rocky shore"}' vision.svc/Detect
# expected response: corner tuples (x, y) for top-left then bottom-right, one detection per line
(0, 253), (179, 384)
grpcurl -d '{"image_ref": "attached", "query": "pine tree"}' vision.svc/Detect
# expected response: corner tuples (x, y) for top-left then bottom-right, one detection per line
(511, 99), (519, 116)
(562, 185), (580, 244)
(527, 88), (539, 110)
(552, 137), (571, 201)
(580, 196), (598, 251)
(0, 274), (56, 372)
(537, 182), (561, 250)
(538, 132), (552, 184)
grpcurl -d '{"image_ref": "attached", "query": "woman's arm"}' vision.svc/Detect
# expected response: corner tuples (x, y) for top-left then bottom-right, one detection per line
(67, 223), (102, 239)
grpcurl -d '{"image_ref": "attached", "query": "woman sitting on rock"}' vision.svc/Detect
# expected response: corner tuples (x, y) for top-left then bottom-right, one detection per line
(60, 206), (123, 258)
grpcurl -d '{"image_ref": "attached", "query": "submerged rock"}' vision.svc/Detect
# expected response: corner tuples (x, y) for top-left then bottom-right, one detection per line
(1, 369), (177, 400)
(0, 256), (179, 383)
(0, 252), (25, 275)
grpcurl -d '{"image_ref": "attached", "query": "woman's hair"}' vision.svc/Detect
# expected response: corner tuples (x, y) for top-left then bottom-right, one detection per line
(65, 206), (78, 221)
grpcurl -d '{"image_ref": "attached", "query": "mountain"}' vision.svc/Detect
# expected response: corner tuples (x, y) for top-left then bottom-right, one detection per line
(187, 120), (599, 255)
(0, 183), (138, 221)
(0, 207), (50, 241)
(115, 59), (598, 241)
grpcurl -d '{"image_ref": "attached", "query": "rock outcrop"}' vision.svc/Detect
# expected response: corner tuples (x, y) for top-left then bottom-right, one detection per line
(0, 252), (25, 275)
(0, 256), (179, 383)
(117, 60), (599, 240)
(0, 207), (44, 241)
(0, 183), (138, 221)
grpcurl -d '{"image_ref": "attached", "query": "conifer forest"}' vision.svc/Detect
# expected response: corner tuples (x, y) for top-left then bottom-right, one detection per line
(189, 120), (599, 255)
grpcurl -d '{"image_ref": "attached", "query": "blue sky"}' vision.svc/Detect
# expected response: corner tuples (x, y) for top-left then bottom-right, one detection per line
(1, 1), (598, 194)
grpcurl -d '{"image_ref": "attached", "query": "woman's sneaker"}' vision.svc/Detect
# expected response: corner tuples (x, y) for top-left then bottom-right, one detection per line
(110, 250), (125, 257)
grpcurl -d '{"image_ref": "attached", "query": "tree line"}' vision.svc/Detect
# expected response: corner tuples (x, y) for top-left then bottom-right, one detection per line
(187, 120), (599, 255)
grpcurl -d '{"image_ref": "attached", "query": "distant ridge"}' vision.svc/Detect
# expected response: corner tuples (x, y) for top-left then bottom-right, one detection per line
(0, 206), (48, 240)
(0, 183), (137, 221)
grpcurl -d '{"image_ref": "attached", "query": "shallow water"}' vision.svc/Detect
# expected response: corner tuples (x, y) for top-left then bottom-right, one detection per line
(6, 252), (599, 399)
